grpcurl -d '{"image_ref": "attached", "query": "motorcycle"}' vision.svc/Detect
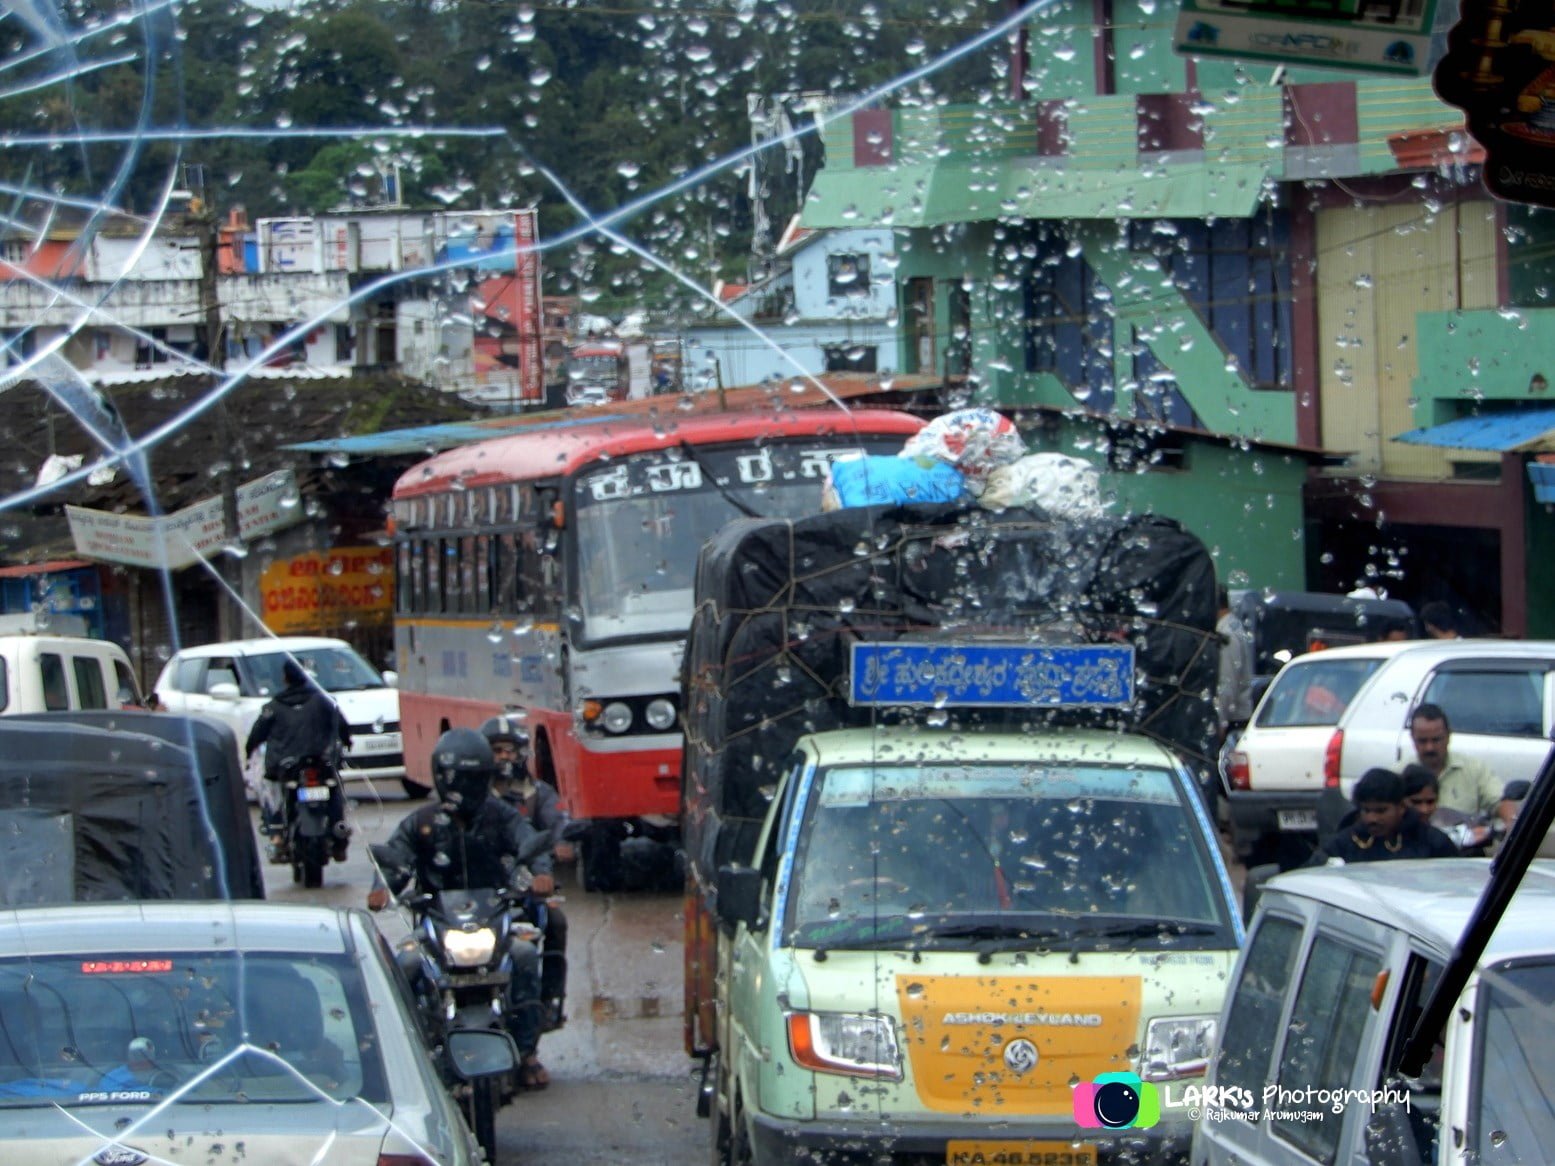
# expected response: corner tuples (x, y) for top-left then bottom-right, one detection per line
(277, 754), (347, 889)
(370, 844), (534, 1163)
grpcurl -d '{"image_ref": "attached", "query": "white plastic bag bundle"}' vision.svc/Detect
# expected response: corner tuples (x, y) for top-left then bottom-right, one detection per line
(978, 452), (1108, 517)
(898, 408), (1025, 495)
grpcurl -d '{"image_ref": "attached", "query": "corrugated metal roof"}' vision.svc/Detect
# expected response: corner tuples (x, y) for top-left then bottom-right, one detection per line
(1392, 408), (1555, 453)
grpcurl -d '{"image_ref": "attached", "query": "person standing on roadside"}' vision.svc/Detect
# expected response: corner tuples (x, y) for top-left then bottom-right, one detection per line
(1409, 702), (1514, 831)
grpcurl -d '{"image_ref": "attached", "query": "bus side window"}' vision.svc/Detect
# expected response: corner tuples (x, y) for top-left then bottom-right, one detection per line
(517, 529), (555, 619)
(476, 536), (492, 612)
(430, 538), (448, 615)
(459, 535), (478, 614)
(409, 540), (426, 614)
(396, 542), (412, 615)
(498, 534), (519, 614)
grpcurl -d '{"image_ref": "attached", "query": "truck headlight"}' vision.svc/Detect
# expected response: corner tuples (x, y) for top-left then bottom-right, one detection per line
(443, 927), (498, 968)
(1142, 1015), (1216, 1082)
(786, 1011), (902, 1080)
(644, 698), (677, 731)
(601, 701), (633, 734)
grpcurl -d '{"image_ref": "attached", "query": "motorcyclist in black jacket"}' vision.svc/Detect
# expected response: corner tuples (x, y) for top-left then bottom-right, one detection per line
(367, 728), (554, 1089)
(481, 714), (569, 1031)
(245, 658), (352, 861)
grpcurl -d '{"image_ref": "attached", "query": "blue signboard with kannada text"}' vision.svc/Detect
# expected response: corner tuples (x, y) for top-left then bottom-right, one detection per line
(848, 643), (1136, 710)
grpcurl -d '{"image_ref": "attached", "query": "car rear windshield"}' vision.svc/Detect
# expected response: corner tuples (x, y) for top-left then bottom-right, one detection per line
(784, 762), (1234, 950)
(1255, 658), (1384, 728)
(0, 952), (387, 1107)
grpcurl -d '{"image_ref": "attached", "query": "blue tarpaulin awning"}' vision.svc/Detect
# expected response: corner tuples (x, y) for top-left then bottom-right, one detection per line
(1392, 407), (1555, 453)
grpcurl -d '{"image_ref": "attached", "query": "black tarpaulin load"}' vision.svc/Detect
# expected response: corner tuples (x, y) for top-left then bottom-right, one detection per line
(681, 503), (1218, 886)
(0, 715), (265, 903)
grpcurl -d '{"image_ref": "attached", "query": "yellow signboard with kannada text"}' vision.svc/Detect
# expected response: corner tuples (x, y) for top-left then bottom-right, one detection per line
(259, 547), (393, 635)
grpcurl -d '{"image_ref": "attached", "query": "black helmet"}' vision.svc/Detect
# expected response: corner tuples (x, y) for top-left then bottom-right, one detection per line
(431, 728), (495, 818)
(479, 714), (529, 750)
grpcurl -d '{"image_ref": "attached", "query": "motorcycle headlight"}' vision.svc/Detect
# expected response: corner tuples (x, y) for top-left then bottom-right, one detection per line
(786, 1011), (902, 1080)
(1142, 1015), (1216, 1082)
(644, 698), (677, 731)
(601, 701), (633, 734)
(442, 927), (498, 968)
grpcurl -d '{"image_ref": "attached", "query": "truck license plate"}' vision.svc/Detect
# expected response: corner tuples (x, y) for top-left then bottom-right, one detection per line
(296, 786), (331, 803)
(1277, 809), (1317, 831)
(947, 1143), (1097, 1166)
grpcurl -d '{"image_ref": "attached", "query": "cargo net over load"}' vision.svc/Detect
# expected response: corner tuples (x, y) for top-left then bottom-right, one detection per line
(681, 498), (1221, 888)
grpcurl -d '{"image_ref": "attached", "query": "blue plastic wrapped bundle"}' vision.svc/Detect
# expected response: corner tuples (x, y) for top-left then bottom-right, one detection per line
(823, 455), (967, 509)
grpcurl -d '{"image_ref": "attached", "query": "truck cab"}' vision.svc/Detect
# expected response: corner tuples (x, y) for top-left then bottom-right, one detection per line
(709, 725), (1243, 1165)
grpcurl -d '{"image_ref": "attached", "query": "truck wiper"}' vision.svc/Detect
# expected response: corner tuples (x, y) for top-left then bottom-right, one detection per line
(1072, 921), (1223, 940)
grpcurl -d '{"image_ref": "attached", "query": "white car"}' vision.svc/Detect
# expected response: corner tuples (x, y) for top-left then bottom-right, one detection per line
(1223, 639), (1555, 855)
(0, 901), (509, 1164)
(153, 636), (423, 797)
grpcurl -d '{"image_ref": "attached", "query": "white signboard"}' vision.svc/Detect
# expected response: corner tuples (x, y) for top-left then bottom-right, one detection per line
(67, 469), (302, 569)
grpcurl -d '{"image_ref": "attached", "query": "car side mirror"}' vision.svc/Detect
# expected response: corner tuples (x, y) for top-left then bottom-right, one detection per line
(445, 1028), (517, 1080)
(208, 682), (241, 701)
(381, 670), (399, 688)
(715, 865), (764, 932)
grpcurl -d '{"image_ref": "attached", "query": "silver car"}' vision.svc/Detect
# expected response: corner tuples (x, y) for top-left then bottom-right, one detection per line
(0, 902), (509, 1164)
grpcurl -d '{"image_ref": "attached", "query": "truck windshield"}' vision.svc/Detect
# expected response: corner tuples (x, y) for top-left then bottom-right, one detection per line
(785, 762), (1232, 950)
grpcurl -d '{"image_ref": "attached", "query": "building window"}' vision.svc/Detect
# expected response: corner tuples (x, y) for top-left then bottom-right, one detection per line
(1023, 225), (1114, 412)
(827, 252), (870, 297)
(824, 344), (877, 373)
(1129, 213), (1293, 391)
(335, 324), (354, 364)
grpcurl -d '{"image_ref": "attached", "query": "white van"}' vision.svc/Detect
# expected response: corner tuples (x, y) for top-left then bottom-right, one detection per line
(1194, 860), (1555, 1166)
(0, 634), (144, 715)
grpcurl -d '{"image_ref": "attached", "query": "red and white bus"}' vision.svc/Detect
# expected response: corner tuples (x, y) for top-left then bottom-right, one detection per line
(389, 408), (924, 886)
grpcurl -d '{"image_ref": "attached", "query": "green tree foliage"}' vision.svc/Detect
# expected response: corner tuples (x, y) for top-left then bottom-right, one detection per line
(0, 0), (999, 293)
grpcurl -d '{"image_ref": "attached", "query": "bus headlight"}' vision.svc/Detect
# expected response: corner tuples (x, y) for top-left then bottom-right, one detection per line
(1141, 1015), (1216, 1081)
(601, 702), (633, 734)
(644, 698), (677, 731)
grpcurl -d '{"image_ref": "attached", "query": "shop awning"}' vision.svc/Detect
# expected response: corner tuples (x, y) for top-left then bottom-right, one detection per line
(803, 161), (1270, 229)
(1392, 407), (1555, 453)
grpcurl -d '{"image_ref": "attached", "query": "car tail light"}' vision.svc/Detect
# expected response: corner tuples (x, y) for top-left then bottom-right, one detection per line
(1226, 750), (1251, 790)
(1323, 730), (1344, 788)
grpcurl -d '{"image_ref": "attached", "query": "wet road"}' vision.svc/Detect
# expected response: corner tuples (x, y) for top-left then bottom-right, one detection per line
(259, 787), (706, 1163)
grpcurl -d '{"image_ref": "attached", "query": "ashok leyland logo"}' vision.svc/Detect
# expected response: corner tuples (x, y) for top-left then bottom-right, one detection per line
(1072, 1071), (1161, 1129)
(1002, 1037), (1038, 1075)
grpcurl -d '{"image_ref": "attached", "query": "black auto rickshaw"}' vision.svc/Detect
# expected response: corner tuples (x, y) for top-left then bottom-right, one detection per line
(1231, 589), (1418, 700)
(0, 712), (265, 903)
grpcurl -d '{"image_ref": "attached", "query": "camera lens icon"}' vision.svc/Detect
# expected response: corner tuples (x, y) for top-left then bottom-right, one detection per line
(1071, 1072), (1160, 1129)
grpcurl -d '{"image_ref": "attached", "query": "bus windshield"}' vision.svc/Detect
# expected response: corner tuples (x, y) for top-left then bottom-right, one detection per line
(572, 442), (893, 643)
